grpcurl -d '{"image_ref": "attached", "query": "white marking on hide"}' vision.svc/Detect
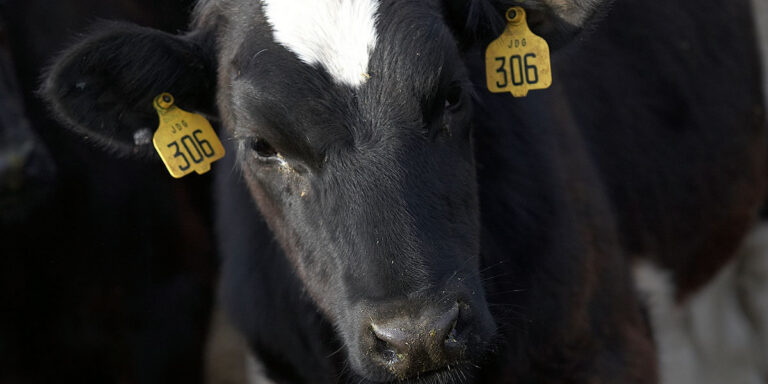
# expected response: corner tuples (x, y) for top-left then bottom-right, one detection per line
(204, 303), (278, 384)
(245, 350), (275, 384)
(633, 261), (699, 384)
(261, 0), (379, 88)
(633, 222), (768, 384)
(542, 0), (603, 26)
(204, 305), (252, 384)
(733, 223), (768, 380)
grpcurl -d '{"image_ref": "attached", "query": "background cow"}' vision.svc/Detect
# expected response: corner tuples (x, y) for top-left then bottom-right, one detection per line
(628, 3), (768, 384)
(0, 14), (55, 224)
(0, 1), (215, 382)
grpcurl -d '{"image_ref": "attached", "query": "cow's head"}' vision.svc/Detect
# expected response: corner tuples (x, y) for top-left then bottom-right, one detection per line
(42, 0), (607, 381)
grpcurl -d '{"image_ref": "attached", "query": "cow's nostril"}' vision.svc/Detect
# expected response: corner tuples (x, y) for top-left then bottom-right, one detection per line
(371, 322), (409, 355)
(446, 318), (458, 343)
(373, 331), (399, 363)
(368, 303), (463, 377)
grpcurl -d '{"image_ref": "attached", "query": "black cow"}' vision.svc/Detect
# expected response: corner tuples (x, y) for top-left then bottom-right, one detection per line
(40, 0), (765, 383)
(1, 1), (215, 382)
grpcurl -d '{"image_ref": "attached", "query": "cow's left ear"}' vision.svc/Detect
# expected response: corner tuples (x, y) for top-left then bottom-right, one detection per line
(41, 22), (216, 158)
(444, 0), (613, 49)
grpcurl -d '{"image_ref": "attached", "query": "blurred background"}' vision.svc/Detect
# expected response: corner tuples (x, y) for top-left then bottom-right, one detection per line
(0, 1), (767, 384)
(0, 1), (216, 383)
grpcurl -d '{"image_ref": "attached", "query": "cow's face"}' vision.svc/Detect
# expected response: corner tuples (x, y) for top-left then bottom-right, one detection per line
(42, 0), (608, 381)
(214, 1), (495, 379)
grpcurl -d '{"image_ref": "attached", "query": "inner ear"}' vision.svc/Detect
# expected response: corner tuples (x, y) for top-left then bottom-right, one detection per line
(40, 22), (216, 158)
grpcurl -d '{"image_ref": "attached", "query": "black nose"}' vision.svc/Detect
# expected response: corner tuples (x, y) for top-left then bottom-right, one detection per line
(369, 303), (464, 378)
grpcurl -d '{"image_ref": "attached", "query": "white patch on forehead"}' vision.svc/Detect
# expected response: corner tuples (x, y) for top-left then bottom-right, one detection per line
(261, 0), (379, 88)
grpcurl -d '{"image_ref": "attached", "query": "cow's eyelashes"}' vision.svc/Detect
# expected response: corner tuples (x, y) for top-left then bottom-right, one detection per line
(422, 84), (462, 131)
(445, 84), (463, 111)
(250, 138), (278, 159)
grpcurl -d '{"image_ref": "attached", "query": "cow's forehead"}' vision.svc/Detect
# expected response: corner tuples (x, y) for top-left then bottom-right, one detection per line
(261, 0), (380, 88)
(228, 0), (456, 151)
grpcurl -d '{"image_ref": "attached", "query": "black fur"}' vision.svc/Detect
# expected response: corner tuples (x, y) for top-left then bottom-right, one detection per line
(557, 0), (766, 298)
(0, 15), (55, 223)
(39, 0), (766, 382)
(40, 22), (215, 158)
(2, 1), (215, 382)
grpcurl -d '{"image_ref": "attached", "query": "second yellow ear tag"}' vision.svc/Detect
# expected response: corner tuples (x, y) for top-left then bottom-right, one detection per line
(485, 7), (552, 97)
(153, 93), (225, 178)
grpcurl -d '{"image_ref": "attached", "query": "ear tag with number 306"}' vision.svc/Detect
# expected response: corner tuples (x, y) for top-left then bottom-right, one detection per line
(153, 93), (225, 178)
(485, 7), (552, 97)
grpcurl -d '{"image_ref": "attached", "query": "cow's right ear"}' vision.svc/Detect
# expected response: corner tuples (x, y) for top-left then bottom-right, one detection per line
(444, 0), (613, 50)
(41, 22), (216, 158)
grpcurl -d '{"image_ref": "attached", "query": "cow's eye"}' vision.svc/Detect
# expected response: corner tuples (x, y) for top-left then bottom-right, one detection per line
(250, 138), (278, 158)
(445, 84), (463, 111)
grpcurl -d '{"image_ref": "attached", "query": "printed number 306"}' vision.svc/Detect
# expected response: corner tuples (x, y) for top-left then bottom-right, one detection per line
(167, 129), (216, 172)
(495, 53), (539, 88)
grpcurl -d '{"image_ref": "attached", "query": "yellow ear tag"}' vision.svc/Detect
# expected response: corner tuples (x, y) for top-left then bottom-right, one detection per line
(152, 93), (225, 178)
(485, 7), (552, 97)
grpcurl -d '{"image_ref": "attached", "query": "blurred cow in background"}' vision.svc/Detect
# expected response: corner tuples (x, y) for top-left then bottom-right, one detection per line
(0, 13), (55, 224)
(632, 2), (768, 384)
(0, 1), (216, 383)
